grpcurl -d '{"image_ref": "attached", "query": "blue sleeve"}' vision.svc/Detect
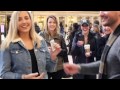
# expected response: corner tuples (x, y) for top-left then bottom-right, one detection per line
(0, 49), (22, 79)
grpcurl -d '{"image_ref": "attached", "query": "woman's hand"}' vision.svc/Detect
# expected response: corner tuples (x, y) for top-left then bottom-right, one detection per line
(77, 41), (84, 46)
(22, 72), (45, 79)
(50, 43), (62, 61)
(85, 51), (92, 57)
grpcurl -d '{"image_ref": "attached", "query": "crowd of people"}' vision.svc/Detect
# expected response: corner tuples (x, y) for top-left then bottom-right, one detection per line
(0, 11), (120, 79)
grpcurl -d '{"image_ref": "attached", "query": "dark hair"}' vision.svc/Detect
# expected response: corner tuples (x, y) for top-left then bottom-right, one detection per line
(60, 22), (63, 27)
(73, 23), (79, 30)
(94, 20), (99, 25)
(7, 15), (11, 31)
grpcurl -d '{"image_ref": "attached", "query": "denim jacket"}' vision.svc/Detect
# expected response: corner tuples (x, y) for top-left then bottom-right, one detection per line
(0, 38), (57, 79)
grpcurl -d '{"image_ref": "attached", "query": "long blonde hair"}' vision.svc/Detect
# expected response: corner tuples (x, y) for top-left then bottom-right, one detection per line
(44, 15), (60, 37)
(1, 11), (42, 50)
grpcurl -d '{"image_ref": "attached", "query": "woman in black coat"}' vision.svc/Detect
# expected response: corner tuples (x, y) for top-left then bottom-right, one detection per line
(71, 19), (97, 79)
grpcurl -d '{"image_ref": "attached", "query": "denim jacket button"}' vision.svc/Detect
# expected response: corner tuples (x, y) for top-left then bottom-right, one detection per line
(35, 49), (37, 52)
(16, 51), (18, 54)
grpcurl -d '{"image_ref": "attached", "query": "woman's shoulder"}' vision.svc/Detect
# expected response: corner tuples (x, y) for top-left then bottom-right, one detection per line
(9, 41), (24, 50)
(40, 39), (47, 47)
(1, 42), (19, 52)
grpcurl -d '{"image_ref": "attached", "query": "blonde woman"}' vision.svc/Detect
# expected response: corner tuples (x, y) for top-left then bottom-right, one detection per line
(0, 11), (61, 79)
(40, 15), (69, 79)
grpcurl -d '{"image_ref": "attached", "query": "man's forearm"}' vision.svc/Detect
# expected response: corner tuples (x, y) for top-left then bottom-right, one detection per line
(79, 61), (100, 75)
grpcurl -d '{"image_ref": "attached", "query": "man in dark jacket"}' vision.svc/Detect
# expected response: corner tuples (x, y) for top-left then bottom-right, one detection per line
(64, 11), (120, 79)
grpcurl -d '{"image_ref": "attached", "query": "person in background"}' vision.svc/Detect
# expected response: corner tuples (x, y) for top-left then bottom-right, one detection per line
(68, 23), (79, 55)
(39, 15), (69, 79)
(59, 22), (65, 38)
(0, 11), (61, 79)
(97, 26), (112, 61)
(91, 24), (101, 61)
(34, 22), (41, 34)
(94, 20), (100, 26)
(63, 11), (120, 79)
(71, 19), (97, 79)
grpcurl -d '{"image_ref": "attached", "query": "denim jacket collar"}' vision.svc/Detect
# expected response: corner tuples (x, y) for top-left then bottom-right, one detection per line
(11, 37), (37, 49)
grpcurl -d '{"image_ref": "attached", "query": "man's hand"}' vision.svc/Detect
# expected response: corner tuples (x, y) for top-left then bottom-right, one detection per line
(63, 63), (80, 75)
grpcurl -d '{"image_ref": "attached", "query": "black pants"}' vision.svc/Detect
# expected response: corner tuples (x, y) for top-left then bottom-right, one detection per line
(73, 74), (84, 79)
(47, 70), (64, 79)
(73, 74), (96, 79)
